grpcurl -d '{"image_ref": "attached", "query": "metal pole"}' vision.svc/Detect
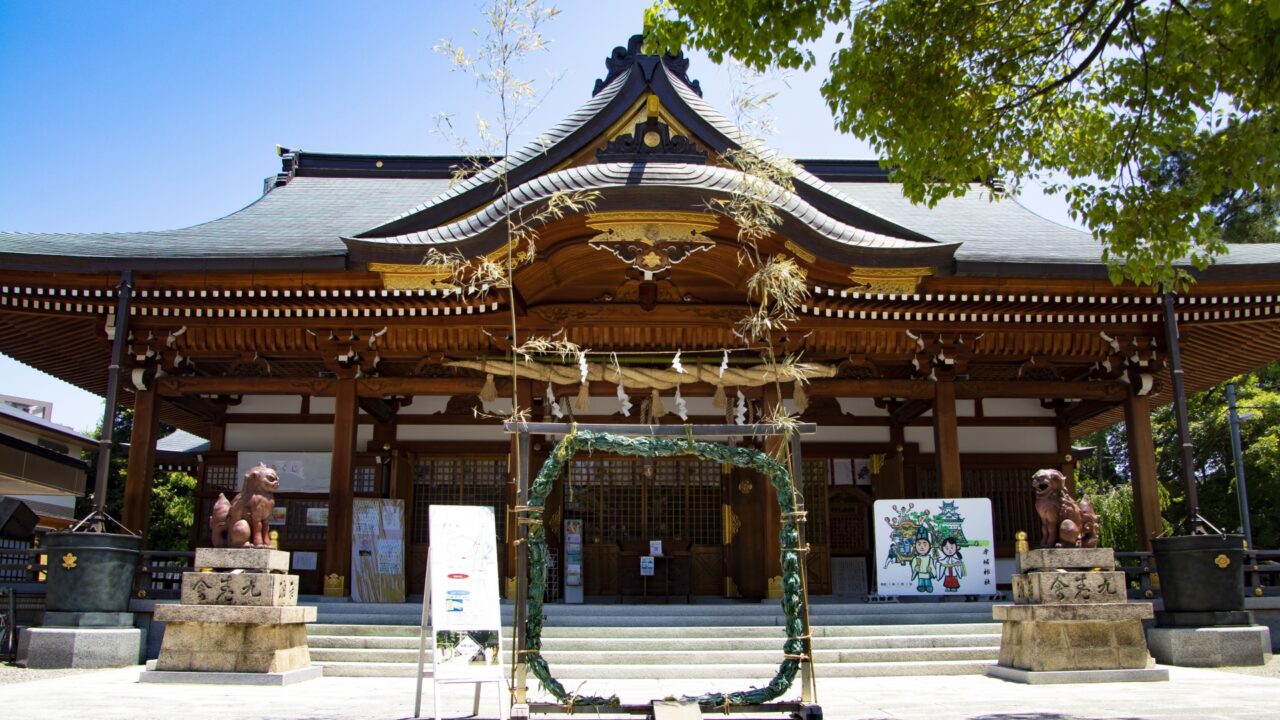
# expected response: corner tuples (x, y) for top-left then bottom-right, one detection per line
(90, 270), (134, 531)
(1225, 383), (1255, 549)
(1161, 291), (1202, 533)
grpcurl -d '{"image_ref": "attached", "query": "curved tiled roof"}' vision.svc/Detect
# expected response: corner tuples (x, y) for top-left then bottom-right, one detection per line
(343, 162), (959, 267)
(0, 176), (451, 271)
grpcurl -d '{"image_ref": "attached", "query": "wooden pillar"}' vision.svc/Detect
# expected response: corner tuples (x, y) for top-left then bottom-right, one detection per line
(933, 379), (962, 498)
(874, 423), (907, 498)
(324, 377), (358, 588)
(762, 385), (785, 598)
(1124, 391), (1163, 551)
(1056, 422), (1077, 494)
(122, 387), (160, 540)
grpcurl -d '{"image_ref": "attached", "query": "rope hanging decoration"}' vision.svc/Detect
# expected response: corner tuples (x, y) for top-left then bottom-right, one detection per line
(523, 428), (810, 708)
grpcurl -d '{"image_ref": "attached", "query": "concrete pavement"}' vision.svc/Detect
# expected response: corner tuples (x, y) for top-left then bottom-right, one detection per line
(0, 663), (1276, 720)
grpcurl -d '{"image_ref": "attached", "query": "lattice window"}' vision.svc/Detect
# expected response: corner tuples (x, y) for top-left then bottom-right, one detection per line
(565, 457), (721, 545)
(801, 459), (830, 546)
(205, 465), (238, 492)
(410, 457), (508, 546)
(284, 500), (329, 542)
(353, 465), (378, 495)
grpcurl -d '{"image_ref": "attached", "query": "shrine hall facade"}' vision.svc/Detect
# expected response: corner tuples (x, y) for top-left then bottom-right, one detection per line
(4, 39), (1280, 600)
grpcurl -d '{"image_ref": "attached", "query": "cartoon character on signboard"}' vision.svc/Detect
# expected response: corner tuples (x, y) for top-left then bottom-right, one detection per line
(936, 536), (966, 592)
(909, 526), (937, 593)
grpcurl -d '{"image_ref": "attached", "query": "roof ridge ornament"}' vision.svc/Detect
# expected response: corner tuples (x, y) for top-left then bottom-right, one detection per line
(593, 34), (702, 98)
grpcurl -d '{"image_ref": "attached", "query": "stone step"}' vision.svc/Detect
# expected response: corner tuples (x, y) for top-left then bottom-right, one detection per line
(309, 645), (998, 665)
(307, 632), (999, 652)
(315, 659), (995, 679)
(306, 622), (1000, 639)
(310, 610), (996, 627)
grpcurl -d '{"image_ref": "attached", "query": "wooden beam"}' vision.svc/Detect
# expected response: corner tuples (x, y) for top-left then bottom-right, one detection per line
(806, 378), (1129, 400)
(158, 376), (338, 397)
(122, 387), (159, 540)
(890, 399), (932, 426)
(359, 397), (397, 425)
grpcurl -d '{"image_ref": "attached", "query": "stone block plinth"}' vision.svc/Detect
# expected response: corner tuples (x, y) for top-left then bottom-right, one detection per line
(1148, 626), (1273, 667)
(1012, 570), (1126, 605)
(181, 571), (298, 607)
(17, 627), (141, 668)
(154, 603), (316, 624)
(993, 547), (1161, 683)
(154, 619), (311, 673)
(193, 547), (290, 573)
(994, 603), (1155, 672)
(143, 547), (317, 685)
(1017, 548), (1115, 573)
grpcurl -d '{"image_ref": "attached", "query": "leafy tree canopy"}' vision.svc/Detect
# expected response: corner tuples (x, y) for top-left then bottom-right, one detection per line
(646, 0), (1280, 289)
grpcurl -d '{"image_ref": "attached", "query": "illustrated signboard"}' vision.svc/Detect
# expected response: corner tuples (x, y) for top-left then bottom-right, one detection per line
(873, 499), (997, 597)
(351, 498), (405, 603)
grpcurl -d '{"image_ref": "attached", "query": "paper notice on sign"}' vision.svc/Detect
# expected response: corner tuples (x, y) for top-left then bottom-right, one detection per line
(428, 505), (501, 632)
(640, 556), (655, 577)
(376, 539), (402, 574)
(305, 507), (329, 527)
(649, 539), (663, 557)
(355, 507), (380, 536)
(292, 551), (317, 571)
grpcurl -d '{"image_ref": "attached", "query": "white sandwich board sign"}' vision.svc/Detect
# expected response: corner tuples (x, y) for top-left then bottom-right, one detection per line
(413, 505), (507, 720)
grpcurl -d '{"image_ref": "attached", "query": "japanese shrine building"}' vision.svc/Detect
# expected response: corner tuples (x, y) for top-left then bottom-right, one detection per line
(4, 39), (1280, 600)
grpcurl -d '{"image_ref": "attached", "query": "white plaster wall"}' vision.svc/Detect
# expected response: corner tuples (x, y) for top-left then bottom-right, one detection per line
(396, 424), (509, 442)
(226, 424), (331, 451)
(310, 397), (336, 414)
(225, 423), (373, 452)
(225, 395), (299, 414)
(808, 425), (891, 443)
(400, 396), (450, 414)
(836, 398), (887, 416)
(958, 426), (1057, 454)
(904, 427), (935, 454)
(982, 398), (1057, 417)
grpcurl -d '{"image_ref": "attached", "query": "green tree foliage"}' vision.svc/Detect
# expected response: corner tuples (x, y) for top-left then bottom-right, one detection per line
(78, 408), (196, 551)
(647, 0), (1280, 289)
(1077, 363), (1280, 549)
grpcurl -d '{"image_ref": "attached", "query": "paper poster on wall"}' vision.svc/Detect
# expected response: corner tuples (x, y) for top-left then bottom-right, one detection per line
(352, 498), (406, 603)
(854, 458), (873, 486)
(873, 499), (996, 597)
(832, 458), (854, 486)
(640, 556), (655, 577)
(269, 506), (287, 526)
(292, 551), (317, 571)
(236, 452), (332, 493)
(305, 507), (329, 527)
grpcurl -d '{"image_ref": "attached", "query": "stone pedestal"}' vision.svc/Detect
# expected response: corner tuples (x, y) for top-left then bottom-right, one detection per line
(17, 627), (142, 668)
(1148, 626), (1273, 667)
(140, 547), (320, 685)
(987, 547), (1168, 684)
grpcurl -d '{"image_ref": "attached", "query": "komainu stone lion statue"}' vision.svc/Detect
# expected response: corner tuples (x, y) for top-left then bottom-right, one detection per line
(209, 463), (280, 548)
(1032, 468), (1100, 548)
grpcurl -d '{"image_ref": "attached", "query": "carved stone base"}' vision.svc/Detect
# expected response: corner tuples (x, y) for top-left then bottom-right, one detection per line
(154, 619), (311, 674)
(1012, 570), (1126, 605)
(180, 571), (298, 607)
(993, 603), (1156, 672)
(194, 547), (290, 573)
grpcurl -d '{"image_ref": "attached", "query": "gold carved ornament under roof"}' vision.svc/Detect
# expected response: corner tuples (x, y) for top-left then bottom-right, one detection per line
(845, 266), (934, 295)
(369, 240), (530, 290)
(585, 211), (718, 272)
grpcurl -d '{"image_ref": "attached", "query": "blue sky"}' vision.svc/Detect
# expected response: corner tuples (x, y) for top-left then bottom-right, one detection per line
(0, 1), (1079, 434)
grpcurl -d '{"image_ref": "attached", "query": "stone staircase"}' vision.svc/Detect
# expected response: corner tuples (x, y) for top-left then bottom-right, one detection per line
(306, 599), (1001, 678)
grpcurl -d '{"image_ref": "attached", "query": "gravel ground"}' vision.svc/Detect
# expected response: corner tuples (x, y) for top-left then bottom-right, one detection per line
(0, 661), (117, 685)
(1208, 654), (1280, 678)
